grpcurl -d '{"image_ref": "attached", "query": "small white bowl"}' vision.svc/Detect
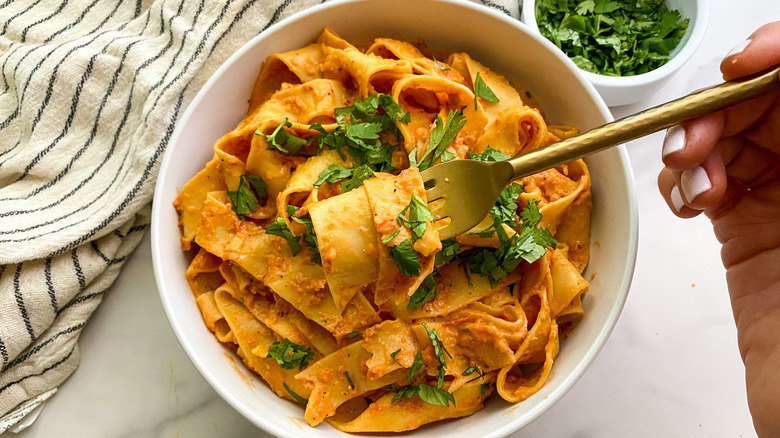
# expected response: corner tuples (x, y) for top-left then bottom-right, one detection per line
(151, 0), (639, 437)
(522, 0), (709, 106)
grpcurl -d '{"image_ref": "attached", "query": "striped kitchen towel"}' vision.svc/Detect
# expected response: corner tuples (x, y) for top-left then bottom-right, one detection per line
(0, 0), (520, 432)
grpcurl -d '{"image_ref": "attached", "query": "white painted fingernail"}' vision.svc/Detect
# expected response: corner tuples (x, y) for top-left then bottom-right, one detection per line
(681, 166), (711, 202)
(670, 185), (684, 212)
(662, 126), (686, 158)
(726, 39), (751, 58)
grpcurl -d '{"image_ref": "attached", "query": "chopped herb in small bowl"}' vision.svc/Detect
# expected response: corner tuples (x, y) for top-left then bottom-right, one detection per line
(535, 0), (689, 76)
(522, 0), (708, 105)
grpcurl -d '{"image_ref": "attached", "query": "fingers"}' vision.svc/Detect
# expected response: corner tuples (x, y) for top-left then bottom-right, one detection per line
(657, 134), (779, 219)
(721, 20), (780, 81)
(658, 168), (701, 218)
(659, 20), (780, 220)
(662, 96), (776, 171)
(662, 113), (723, 171)
(658, 145), (729, 216)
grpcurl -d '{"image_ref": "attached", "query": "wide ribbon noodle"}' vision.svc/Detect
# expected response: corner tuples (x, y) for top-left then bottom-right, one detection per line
(174, 28), (593, 433)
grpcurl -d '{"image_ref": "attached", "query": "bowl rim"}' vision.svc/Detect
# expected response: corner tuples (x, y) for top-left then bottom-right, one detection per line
(150, 1), (640, 437)
(521, 0), (710, 86)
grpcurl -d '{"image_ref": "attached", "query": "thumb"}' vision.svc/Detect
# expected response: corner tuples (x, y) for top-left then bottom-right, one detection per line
(721, 20), (780, 81)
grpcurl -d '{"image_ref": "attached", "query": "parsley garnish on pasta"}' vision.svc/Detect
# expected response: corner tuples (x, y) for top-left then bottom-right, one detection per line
(266, 339), (315, 370)
(468, 146), (511, 162)
(408, 273), (436, 309)
(312, 93), (410, 172)
(407, 350), (424, 382)
(226, 174), (267, 217)
(474, 71), (500, 109)
(265, 218), (302, 256)
(463, 365), (483, 377)
(466, 199), (558, 287)
(259, 119), (311, 155)
(391, 240), (422, 277)
(286, 206), (321, 263)
(284, 383), (309, 404)
(314, 164), (374, 192)
(396, 193), (435, 243)
(409, 110), (466, 171)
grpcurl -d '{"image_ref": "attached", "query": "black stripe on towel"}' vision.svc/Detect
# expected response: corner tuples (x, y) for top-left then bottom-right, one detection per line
(57, 289), (106, 314)
(0, 332), (8, 365)
(259, 0), (291, 34)
(1, 0), (44, 36)
(45, 258), (58, 313)
(72, 249), (85, 290)
(1, 322), (85, 373)
(0, 346), (76, 397)
(20, 0), (70, 43)
(90, 241), (130, 266)
(13, 263), (36, 341)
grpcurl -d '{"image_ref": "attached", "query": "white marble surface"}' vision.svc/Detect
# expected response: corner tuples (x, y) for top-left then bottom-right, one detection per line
(13, 1), (780, 437)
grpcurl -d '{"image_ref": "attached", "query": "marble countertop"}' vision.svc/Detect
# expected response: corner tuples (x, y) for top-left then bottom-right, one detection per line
(14, 1), (780, 437)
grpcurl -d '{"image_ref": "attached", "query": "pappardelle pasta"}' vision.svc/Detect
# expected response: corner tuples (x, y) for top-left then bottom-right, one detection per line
(174, 28), (592, 432)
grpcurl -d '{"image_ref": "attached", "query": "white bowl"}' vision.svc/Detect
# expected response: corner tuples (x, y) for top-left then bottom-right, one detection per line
(151, 0), (639, 437)
(522, 0), (708, 106)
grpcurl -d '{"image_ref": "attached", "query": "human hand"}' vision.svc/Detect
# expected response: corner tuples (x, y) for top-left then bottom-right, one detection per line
(657, 21), (780, 437)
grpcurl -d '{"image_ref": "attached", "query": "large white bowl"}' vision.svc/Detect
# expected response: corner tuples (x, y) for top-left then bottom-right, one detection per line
(522, 0), (709, 106)
(151, 1), (639, 437)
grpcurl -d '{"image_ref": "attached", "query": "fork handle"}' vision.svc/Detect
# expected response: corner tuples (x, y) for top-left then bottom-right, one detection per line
(508, 66), (780, 181)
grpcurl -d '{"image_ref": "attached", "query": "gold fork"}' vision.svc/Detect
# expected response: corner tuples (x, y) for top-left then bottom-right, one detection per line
(423, 66), (780, 240)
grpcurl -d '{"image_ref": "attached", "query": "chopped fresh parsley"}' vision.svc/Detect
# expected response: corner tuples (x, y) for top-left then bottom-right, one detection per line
(389, 384), (456, 407)
(382, 229), (400, 245)
(465, 200), (557, 287)
(390, 349), (402, 366)
(480, 382), (491, 395)
(468, 146), (511, 162)
(474, 71), (499, 109)
(490, 183), (525, 227)
(283, 383), (309, 404)
(418, 383), (456, 407)
(266, 339), (315, 370)
(396, 193), (435, 243)
(258, 120), (310, 155)
(432, 55), (451, 71)
(390, 240), (422, 277)
(314, 164), (374, 193)
(312, 94), (410, 173)
(286, 205), (321, 263)
(409, 110), (467, 171)
(345, 331), (360, 339)
(266, 218), (302, 256)
(227, 174), (267, 217)
(408, 350), (424, 382)
(313, 164), (352, 188)
(536, 0), (690, 76)
(422, 323), (451, 388)
(462, 365), (483, 377)
(344, 371), (355, 389)
(408, 273), (436, 310)
(391, 385), (421, 402)
(435, 238), (460, 267)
